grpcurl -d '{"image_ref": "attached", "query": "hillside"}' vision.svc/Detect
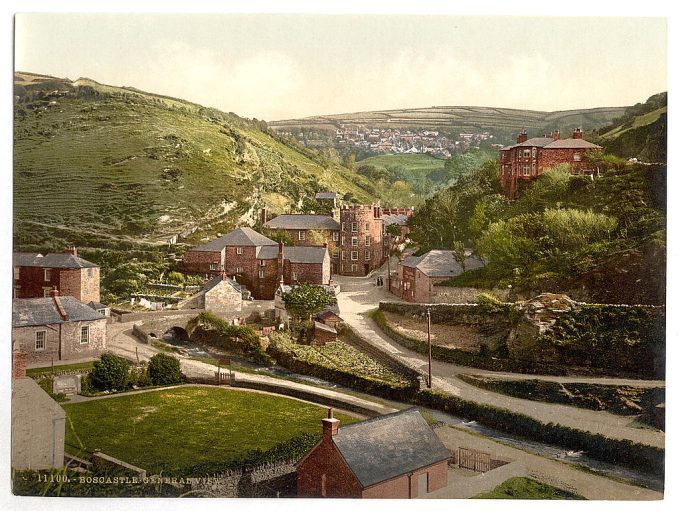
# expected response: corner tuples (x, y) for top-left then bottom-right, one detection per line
(13, 72), (379, 254)
(593, 92), (667, 162)
(269, 104), (627, 144)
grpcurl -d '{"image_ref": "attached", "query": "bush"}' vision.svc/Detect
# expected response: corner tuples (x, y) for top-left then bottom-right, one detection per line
(147, 353), (184, 385)
(89, 353), (130, 391)
(128, 366), (153, 388)
(166, 271), (185, 286)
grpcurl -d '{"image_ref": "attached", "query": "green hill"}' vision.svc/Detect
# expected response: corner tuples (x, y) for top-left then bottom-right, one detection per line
(593, 92), (667, 162)
(269, 104), (627, 143)
(13, 72), (379, 253)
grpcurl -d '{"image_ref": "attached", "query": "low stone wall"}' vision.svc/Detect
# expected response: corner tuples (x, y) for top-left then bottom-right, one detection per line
(379, 301), (511, 325)
(117, 309), (206, 324)
(91, 451), (147, 478)
(188, 460), (296, 497)
(431, 286), (511, 304)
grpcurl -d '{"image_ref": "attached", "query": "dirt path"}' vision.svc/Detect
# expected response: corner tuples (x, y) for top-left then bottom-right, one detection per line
(332, 268), (665, 449)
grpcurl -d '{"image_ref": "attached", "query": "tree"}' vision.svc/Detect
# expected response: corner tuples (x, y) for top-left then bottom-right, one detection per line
(89, 353), (130, 391)
(147, 353), (184, 385)
(452, 241), (467, 272)
(166, 271), (185, 286)
(283, 283), (337, 320)
(306, 230), (326, 246)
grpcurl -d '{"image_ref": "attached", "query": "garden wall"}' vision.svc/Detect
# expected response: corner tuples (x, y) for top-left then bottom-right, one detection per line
(431, 286), (511, 304)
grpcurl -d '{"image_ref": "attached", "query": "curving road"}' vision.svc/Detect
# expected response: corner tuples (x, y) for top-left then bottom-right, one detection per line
(332, 270), (665, 449)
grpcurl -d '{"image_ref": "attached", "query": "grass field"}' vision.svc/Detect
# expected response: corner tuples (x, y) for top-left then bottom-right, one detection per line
(359, 153), (446, 174)
(62, 386), (357, 475)
(473, 477), (585, 500)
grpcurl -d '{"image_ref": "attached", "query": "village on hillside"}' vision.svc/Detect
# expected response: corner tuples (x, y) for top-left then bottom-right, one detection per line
(11, 122), (666, 499)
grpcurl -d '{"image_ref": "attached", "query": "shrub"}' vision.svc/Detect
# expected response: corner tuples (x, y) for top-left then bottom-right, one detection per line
(166, 271), (185, 286)
(128, 366), (153, 388)
(147, 353), (184, 385)
(89, 353), (130, 391)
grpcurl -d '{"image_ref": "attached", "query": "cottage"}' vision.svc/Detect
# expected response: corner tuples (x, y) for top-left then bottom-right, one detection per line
(393, 250), (485, 303)
(314, 309), (344, 330)
(297, 408), (449, 498)
(12, 293), (107, 365)
(310, 321), (337, 345)
(499, 128), (602, 198)
(201, 276), (243, 317)
(11, 350), (66, 470)
(13, 247), (100, 303)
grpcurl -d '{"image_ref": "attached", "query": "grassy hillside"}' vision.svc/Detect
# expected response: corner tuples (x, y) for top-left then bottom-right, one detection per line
(13, 72), (379, 254)
(270, 105), (627, 143)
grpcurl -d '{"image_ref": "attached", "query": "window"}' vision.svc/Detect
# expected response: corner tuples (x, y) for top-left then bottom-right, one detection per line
(351, 264), (358, 272)
(351, 251), (358, 261)
(532, 147), (537, 157)
(351, 222), (358, 233)
(35, 331), (46, 351)
(236, 267), (243, 274)
(98, 308), (107, 316)
(43, 288), (51, 298)
(258, 270), (265, 279)
(332, 249), (339, 258)
(298, 231), (306, 241)
(365, 236), (370, 247)
(209, 263), (218, 271)
(522, 149), (531, 158)
(292, 272), (297, 281)
(573, 152), (582, 161)
(332, 231), (339, 242)
(365, 223), (370, 232)
(341, 236), (345, 246)
(44, 269), (51, 281)
(351, 237), (358, 247)
(365, 251), (371, 260)
(531, 163), (536, 174)
(341, 251), (346, 260)
(341, 222), (346, 231)
(236, 247), (243, 255)
(523, 165), (530, 176)
(80, 326), (89, 344)
(87, 268), (94, 278)
(259, 259), (266, 266)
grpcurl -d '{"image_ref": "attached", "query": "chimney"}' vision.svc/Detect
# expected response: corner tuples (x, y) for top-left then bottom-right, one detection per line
(66, 246), (77, 257)
(554, 129), (560, 140)
(260, 208), (268, 225)
(517, 130), (528, 144)
(50, 286), (59, 297)
(12, 350), (27, 379)
(322, 407), (340, 440)
(278, 242), (285, 283)
(52, 291), (69, 321)
(573, 127), (583, 139)
(548, 131), (553, 139)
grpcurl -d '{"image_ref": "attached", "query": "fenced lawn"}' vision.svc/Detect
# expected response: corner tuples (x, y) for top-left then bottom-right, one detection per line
(62, 386), (355, 475)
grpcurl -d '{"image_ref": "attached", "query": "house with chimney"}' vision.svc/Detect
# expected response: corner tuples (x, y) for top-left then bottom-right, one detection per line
(13, 248), (100, 303)
(183, 227), (331, 300)
(296, 408), (449, 498)
(12, 293), (107, 365)
(391, 250), (485, 303)
(499, 128), (602, 198)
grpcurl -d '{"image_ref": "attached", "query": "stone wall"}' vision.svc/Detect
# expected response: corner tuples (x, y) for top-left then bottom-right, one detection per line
(431, 286), (511, 304)
(379, 301), (509, 326)
(204, 280), (242, 317)
(189, 460), (296, 497)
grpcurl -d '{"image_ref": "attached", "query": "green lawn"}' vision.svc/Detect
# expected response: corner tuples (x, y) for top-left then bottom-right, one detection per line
(26, 361), (94, 377)
(473, 477), (585, 500)
(62, 386), (356, 475)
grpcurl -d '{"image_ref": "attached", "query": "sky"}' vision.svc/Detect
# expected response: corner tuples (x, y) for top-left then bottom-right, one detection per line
(14, 13), (667, 121)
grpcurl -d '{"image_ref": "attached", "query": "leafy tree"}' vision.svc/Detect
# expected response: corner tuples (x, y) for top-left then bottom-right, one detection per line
(166, 271), (185, 286)
(306, 230), (327, 246)
(283, 283), (337, 320)
(147, 353), (184, 385)
(89, 353), (130, 391)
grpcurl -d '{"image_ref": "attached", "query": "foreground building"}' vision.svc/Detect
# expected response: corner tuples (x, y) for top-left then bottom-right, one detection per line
(13, 248), (100, 303)
(499, 128), (602, 198)
(297, 408), (449, 498)
(392, 250), (485, 303)
(12, 293), (107, 365)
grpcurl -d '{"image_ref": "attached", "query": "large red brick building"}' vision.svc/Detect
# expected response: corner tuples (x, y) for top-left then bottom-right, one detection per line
(297, 408), (449, 498)
(13, 248), (100, 303)
(182, 227), (330, 300)
(499, 128), (602, 198)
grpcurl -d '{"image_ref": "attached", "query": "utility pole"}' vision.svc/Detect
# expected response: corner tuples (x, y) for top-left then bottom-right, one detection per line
(427, 307), (432, 389)
(386, 233), (391, 291)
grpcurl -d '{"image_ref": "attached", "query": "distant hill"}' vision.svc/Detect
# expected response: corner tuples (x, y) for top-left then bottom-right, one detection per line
(13, 72), (379, 254)
(593, 92), (667, 162)
(269, 104), (628, 144)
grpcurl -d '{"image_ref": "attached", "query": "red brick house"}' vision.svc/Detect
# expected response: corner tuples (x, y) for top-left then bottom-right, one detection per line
(183, 227), (330, 300)
(392, 250), (485, 303)
(297, 408), (449, 498)
(12, 293), (107, 365)
(499, 128), (602, 198)
(13, 248), (100, 303)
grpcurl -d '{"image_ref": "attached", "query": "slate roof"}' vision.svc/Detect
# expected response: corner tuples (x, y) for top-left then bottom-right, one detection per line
(256, 245), (280, 260)
(284, 246), (328, 264)
(383, 214), (408, 227)
(203, 276), (241, 293)
(13, 297), (105, 327)
(314, 321), (337, 334)
(87, 301), (108, 310)
(315, 192), (337, 200)
(315, 309), (343, 322)
(332, 408), (450, 488)
(13, 252), (98, 269)
(190, 227), (277, 252)
(502, 136), (601, 151)
(402, 249), (485, 278)
(264, 214), (340, 231)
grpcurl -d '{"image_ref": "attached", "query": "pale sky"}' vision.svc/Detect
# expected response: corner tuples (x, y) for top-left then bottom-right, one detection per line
(14, 13), (667, 121)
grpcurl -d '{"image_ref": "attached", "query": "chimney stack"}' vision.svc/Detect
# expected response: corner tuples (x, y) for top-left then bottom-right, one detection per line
(260, 208), (268, 225)
(66, 246), (77, 257)
(51, 289), (69, 321)
(322, 407), (340, 440)
(50, 286), (59, 297)
(517, 130), (528, 144)
(572, 127), (583, 139)
(554, 129), (560, 140)
(278, 242), (285, 283)
(12, 350), (27, 379)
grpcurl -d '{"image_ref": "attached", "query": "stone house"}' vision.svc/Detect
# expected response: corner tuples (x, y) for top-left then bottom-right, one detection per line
(392, 250), (485, 303)
(186, 275), (244, 317)
(13, 248), (100, 303)
(499, 128), (602, 198)
(11, 351), (65, 471)
(296, 408), (449, 498)
(12, 293), (107, 365)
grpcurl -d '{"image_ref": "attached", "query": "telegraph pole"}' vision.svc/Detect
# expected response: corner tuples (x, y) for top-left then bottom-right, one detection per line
(427, 307), (432, 388)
